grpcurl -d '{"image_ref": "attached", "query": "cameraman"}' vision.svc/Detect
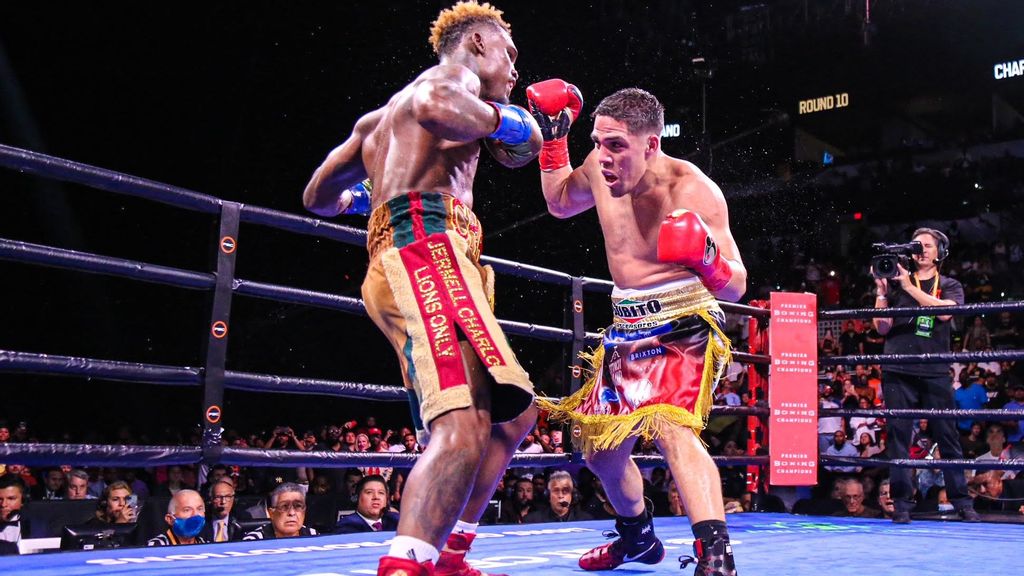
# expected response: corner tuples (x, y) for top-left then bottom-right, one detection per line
(872, 227), (979, 523)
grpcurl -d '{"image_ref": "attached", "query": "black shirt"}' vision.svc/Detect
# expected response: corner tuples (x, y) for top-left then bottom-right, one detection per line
(882, 274), (964, 376)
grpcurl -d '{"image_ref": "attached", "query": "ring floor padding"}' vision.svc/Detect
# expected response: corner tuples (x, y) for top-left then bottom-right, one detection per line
(3, 513), (1022, 575)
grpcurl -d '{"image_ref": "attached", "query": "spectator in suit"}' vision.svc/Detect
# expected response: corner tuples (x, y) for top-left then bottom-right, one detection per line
(336, 475), (399, 534)
(147, 489), (207, 546)
(65, 469), (94, 500)
(524, 471), (593, 523)
(33, 468), (65, 501)
(242, 483), (317, 540)
(202, 478), (249, 543)
(0, 475), (28, 555)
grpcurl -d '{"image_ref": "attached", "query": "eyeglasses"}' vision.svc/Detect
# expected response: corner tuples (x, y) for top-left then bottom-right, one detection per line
(272, 502), (306, 513)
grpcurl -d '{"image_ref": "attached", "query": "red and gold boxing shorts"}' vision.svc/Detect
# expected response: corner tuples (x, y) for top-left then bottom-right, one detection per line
(539, 277), (731, 454)
(362, 192), (534, 429)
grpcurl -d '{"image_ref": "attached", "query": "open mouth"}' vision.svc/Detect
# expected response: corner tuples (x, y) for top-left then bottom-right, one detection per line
(602, 171), (619, 186)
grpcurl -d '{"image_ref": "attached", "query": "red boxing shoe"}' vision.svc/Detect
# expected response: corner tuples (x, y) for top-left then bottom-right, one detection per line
(435, 533), (508, 576)
(581, 520), (667, 569)
(378, 555), (436, 576)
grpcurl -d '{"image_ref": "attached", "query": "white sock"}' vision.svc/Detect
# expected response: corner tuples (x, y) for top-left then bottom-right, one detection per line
(388, 535), (439, 564)
(453, 520), (478, 535)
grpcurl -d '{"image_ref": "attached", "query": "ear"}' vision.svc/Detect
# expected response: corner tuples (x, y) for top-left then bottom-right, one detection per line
(646, 135), (660, 157)
(466, 30), (486, 56)
(165, 513), (175, 526)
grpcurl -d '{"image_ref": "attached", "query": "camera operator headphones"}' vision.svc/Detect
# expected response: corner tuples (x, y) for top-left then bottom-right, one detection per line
(912, 227), (949, 263)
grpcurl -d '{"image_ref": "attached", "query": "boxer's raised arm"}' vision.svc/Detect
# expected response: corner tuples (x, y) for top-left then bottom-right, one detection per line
(303, 108), (384, 217)
(411, 65), (534, 146)
(527, 79), (594, 218)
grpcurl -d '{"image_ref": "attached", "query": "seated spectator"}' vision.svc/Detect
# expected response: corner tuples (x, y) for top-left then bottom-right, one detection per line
(202, 478), (249, 543)
(838, 322), (863, 356)
(243, 483), (317, 540)
(973, 424), (1015, 479)
(65, 469), (95, 500)
(962, 316), (991, 351)
(960, 422), (988, 460)
(968, 470), (1011, 512)
(338, 468), (363, 511)
(199, 463), (231, 495)
(857, 433), (884, 458)
(955, 374), (990, 433)
(915, 441), (945, 498)
(832, 477), (882, 518)
(990, 312), (1021, 350)
(335, 475), (399, 534)
(824, 430), (861, 473)
(148, 489), (207, 546)
(580, 473), (615, 520)
(517, 430), (544, 455)
(89, 481), (135, 526)
(1004, 383), (1024, 445)
(0, 475), (28, 555)
(877, 478), (895, 520)
(849, 398), (880, 446)
(33, 468), (66, 501)
(665, 479), (686, 517)
(123, 469), (150, 499)
(154, 465), (189, 497)
(524, 471), (592, 523)
(498, 477), (538, 524)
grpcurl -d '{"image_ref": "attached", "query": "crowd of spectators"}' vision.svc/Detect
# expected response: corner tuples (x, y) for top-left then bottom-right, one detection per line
(1, 310), (1022, 555)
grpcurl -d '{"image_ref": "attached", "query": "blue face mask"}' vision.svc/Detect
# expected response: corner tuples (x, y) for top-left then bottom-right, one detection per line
(172, 515), (206, 538)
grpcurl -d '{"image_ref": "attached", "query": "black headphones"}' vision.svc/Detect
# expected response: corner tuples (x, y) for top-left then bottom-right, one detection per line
(913, 227), (949, 263)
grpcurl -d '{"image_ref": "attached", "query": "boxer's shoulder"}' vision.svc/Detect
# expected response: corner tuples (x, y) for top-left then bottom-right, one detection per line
(414, 63), (481, 94)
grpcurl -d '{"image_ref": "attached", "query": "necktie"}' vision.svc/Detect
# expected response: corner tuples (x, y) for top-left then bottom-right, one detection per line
(372, 521), (383, 532)
(216, 522), (227, 542)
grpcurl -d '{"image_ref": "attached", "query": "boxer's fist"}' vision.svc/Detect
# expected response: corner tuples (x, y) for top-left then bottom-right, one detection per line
(657, 209), (733, 292)
(340, 179), (372, 215)
(527, 79), (583, 171)
(487, 102), (536, 145)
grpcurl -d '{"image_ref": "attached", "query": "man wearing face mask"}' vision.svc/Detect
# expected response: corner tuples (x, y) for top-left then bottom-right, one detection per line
(873, 227), (979, 524)
(524, 471), (592, 523)
(147, 489), (207, 546)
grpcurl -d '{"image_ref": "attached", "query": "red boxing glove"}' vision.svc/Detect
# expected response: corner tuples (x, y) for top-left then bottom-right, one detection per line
(657, 209), (733, 292)
(526, 78), (583, 171)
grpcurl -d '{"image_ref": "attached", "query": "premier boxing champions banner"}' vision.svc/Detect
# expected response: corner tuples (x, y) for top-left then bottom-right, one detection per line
(768, 292), (818, 486)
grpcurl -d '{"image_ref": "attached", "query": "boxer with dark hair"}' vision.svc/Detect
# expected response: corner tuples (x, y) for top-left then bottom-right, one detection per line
(532, 84), (744, 575)
(303, 2), (541, 575)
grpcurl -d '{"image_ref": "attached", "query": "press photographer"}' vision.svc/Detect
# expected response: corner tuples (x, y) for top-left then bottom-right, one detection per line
(871, 227), (979, 523)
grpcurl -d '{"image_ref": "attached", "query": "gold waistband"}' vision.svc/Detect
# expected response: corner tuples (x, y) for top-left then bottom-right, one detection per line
(611, 282), (719, 330)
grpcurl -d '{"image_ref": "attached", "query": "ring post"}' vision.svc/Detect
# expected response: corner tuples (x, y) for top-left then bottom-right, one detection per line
(201, 201), (241, 462)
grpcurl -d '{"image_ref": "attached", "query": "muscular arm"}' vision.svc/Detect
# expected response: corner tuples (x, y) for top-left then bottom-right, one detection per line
(541, 151), (596, 218)
(303, 108), (384, 217)
(692, 177), (747, 302)
(411, 66), (501, 142)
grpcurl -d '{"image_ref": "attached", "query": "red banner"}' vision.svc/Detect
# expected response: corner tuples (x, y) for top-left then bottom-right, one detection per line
(768, 292), (818, 486)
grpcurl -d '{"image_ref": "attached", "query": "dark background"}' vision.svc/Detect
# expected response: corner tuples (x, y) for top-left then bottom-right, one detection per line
(2, 1), (1023, 439)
